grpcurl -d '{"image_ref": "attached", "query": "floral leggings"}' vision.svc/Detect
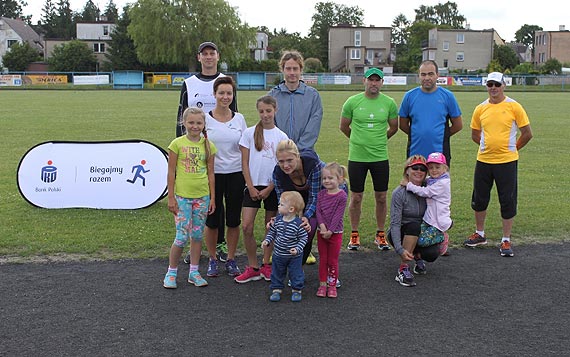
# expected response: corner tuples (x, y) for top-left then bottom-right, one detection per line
(173, 195), (209, 247)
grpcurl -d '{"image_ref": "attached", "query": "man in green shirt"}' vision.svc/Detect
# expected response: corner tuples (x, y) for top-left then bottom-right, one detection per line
(339, 68), (398, 251)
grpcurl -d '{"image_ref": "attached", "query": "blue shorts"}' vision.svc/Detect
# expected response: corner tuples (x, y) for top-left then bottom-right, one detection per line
(173, 195), (209, 247)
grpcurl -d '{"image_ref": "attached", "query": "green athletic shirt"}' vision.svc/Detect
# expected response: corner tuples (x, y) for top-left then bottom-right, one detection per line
(341, 92), (398, 162)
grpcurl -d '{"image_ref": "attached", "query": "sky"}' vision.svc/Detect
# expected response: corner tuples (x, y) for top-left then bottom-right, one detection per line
(25, 0), (568, 42)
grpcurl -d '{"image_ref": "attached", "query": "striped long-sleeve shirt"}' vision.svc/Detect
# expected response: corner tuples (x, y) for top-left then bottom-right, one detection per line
(263, 216), (308, 257)
(316, 189), (348, 233)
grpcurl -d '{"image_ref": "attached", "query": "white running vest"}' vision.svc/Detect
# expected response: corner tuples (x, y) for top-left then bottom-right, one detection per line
(184, 73), (225, 114)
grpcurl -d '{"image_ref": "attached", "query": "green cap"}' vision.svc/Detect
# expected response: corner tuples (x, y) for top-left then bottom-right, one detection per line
(364, 67), (384, 79)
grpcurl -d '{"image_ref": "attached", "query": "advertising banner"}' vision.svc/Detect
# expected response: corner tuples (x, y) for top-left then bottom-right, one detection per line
(24, 75), (68, 85)
(301, 75), (318, 85)
(73, 75), (110, 85)
(453, 76), (483, 86)
(171, 74), (191, 86)
(383, 76), (407, 85)
(318, 75), (351, 85)
(0, 74), (22, 86)
(17, 140), (168, 209)
(437, 76), (454, 85)
(153, 74), (171, 84)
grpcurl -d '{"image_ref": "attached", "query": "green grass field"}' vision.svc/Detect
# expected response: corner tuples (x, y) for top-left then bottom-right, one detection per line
(1, 89), (568, 260)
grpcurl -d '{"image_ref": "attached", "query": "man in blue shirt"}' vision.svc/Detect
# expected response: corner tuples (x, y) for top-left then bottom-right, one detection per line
(398, 60), (463, 165)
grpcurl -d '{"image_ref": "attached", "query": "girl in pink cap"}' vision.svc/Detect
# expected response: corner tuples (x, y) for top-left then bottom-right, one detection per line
(404, 152), (452, 274)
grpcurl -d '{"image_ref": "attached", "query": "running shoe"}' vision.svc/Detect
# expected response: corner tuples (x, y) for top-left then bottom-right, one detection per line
(347, 232), (360, 250)
(269, 290), (282, 302)
(500, 240), (514, 257)
(216, 242), (228, 262)
(225, 259), (241, 277)
(207, 258), (219, 277)
(260, 264), (272, 281)
(464, 233), (487, 247)
(374, 231), (391, 251)
(327, 286), (337, 298)
(413, 259), (427, 275)
(395, 265), (416, 287)
(188, 271), (208, 287)
(234, 266), (261, 283)
(163, 271), (177, 289)
(328, 276), (341, 288)
(291, 291), (302, 302)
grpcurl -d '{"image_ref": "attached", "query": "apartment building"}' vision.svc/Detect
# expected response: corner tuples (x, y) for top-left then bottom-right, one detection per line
(328, 25), (392, 73)
(423, 27), (505, 71)
(534, 26), (570, 65)
(76, 22), (116, 70)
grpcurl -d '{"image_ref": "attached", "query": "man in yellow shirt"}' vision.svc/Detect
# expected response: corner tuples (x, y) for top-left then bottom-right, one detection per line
(465, 72), (533, 257)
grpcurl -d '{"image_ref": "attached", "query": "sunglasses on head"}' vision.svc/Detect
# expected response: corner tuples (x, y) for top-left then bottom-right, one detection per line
(486, 81), (502, 88)
(410, 164), (427, 172)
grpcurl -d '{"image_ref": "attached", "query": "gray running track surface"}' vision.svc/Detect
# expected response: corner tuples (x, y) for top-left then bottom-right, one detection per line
(1, 243), (569, 356)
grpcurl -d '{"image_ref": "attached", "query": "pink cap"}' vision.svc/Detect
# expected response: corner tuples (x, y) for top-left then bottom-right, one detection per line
(426, 152), (447, 165)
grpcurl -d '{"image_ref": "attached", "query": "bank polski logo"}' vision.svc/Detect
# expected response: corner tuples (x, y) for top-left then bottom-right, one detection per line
(41, 160), (57, 183)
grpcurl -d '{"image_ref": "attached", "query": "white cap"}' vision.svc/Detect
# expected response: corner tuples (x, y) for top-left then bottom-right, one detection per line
(486, 72), (505, 84)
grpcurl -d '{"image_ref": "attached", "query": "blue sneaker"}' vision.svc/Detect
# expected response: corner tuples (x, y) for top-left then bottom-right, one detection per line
(163, 271), (177, 289)
(207, 258), (219, 277)
(270, 290), (282, 302)
(188, 271), (208, 287)
(413, 259), (427, 275)
(225, 259), (241, 277)
(395, 265), (416, 287)
(291, 291), (302, 302)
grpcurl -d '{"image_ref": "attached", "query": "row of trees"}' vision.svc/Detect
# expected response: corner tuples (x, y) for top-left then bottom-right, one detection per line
(1, 0), (566, 74)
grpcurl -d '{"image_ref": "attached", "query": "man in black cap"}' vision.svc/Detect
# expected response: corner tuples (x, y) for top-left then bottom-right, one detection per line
(177, 41), (237, 263)
(176, 41), (237, 137)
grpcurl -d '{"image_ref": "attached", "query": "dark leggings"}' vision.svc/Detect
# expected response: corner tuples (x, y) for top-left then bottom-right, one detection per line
(301, 216), (318, 264)
(388, 222), (440, 262)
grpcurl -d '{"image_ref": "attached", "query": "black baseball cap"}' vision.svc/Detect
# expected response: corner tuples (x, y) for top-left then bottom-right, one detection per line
(198, 42), (218, 53)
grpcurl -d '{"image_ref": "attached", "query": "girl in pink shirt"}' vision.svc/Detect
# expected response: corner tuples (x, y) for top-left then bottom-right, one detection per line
(316, 162), (348, 298)
(406, 152), (452, 266)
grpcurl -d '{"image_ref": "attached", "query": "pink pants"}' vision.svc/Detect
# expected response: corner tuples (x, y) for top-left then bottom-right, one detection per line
(317, 232), (342, 285)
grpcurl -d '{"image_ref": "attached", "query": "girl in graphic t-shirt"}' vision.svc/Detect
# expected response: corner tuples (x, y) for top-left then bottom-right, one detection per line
(163, 107), (216, 289)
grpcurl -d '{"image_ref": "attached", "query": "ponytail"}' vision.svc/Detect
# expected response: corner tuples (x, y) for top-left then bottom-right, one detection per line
(254, 95), (278, 152)
(254, 121), (264, 151)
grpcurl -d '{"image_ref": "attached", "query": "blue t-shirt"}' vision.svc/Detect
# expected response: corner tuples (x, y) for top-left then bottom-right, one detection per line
(399, 86), (461, 160)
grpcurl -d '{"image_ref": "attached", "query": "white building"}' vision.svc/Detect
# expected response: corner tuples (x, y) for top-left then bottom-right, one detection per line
(0, 17), (43, 69)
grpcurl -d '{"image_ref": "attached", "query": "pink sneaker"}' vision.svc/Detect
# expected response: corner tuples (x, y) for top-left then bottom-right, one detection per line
(260, 264), (271, 281)
(327, 286), (337, 298)
(234, 266), (261, 284)
(316, 285), (327, 297)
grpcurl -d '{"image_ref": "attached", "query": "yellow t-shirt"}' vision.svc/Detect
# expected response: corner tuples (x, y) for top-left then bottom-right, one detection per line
(470, 97), (530, 164)
(167, 136), (217, 198)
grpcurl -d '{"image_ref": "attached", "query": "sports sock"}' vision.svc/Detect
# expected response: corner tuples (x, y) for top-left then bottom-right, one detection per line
(501, 237), (510, 242)
(168, 267), (178, 274)
(189, 264), (198, 273)
(476, 230), (485, 237)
